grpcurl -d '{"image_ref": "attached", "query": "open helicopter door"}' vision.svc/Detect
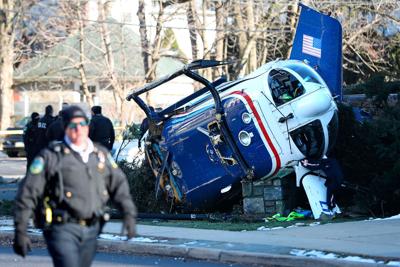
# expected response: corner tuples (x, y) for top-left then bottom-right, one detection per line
(294, 164), (341, 219)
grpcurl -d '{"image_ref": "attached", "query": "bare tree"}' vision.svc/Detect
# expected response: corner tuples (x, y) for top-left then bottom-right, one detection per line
(77, 0), (93, 106)
(98, 0), (126, 118)
(0, 1), (20, 129)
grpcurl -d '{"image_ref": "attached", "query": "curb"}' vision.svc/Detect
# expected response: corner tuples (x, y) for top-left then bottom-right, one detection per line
(0, 232), (383, 267)
(95, 239), (381, 267)
(0, 176), (23, 184)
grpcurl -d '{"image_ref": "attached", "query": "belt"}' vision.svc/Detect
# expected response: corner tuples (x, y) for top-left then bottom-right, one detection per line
(52, 211), (100, 226)
(67, 216), (100, 226)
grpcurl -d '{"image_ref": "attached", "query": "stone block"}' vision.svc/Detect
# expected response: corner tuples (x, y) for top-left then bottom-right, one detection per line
(241, 181), (252, 197)
(264, 200), (275, 207)
(264, 179), (273, 186)
(252, 185), (264, 196)
(264, 205), (277, 215)
(272, 178), (282, 186)
(264, 186), (284, 200)
(243, 197), (265, 214)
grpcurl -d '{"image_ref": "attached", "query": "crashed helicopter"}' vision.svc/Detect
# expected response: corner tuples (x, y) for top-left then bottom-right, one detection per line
(127, 4), (343, 219)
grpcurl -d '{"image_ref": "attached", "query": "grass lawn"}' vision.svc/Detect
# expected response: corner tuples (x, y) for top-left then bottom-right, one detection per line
(1, 199), (368, 232)
(137, 216), (365, 231)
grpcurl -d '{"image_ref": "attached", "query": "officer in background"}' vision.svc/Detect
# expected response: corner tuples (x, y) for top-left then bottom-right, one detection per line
(36, 105), (55, 151)
(46, 110), (65, 142)
(47, 103), (69, 143)
(13, 105), (137, 267)
(89, 106), (115, 150)
(23, 112), (40, 168)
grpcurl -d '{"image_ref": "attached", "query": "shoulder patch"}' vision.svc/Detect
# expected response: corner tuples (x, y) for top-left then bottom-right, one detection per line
(107, 153), (118, 169)
(29, 157), (45, 174)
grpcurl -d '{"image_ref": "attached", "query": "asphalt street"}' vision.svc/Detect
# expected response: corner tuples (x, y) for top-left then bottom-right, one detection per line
(0, 246), (247, 267)
(0, 151), (26, 178)
(1, 151), (400, 266)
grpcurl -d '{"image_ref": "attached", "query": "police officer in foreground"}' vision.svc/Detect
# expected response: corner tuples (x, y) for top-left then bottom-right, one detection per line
(13, 105), (137, 267)
(89, 106), (115, 151)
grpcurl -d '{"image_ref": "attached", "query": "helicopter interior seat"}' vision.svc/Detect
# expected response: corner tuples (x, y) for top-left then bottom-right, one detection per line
(269, 70), (294, 105)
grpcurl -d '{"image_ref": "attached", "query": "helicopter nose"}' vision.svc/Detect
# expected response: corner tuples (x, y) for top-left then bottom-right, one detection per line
(293, 89), (332, 118)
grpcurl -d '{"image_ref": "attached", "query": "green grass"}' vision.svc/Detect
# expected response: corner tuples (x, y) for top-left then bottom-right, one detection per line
(137, 216), (363, 231)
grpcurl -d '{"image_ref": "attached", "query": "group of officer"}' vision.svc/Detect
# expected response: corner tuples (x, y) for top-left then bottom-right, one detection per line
(15, 105), (136, 267)
(23, 104), (115, 166)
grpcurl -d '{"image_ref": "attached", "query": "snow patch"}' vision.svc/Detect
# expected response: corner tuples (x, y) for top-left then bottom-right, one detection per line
(290, 249), (397, 265)
(0, 219), (14, 226)
(371, 214), (400, 221)
(99, 233), (167, 243)
(0, 226), (14, 231)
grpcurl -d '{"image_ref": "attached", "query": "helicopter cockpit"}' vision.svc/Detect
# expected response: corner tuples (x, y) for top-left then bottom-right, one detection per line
(268, 63), (324, 106)
(268, 69), (304, 106)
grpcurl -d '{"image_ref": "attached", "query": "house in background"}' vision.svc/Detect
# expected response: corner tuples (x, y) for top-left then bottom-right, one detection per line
(13, 20), (194, 124)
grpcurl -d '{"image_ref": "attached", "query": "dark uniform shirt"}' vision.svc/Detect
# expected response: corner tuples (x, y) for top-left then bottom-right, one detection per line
(89, 114), (115, 150)
(23, 120), (39, 164)
(46, 118), (64, 142)
(36, 115), (56, 151)
(14, 141), (136, 231)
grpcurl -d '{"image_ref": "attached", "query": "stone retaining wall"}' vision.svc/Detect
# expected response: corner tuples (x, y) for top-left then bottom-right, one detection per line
(242, 176), (296, 216)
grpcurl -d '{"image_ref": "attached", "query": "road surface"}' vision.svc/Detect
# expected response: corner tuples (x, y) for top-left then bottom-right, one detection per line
(0, 246), (247, 267)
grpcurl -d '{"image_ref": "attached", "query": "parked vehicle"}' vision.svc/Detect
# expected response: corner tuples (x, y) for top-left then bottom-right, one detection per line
(2, 117), (29, 157)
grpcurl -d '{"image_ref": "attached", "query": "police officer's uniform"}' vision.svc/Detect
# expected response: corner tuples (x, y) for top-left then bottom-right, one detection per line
(46, 116), (65, 142)
(36, 107), (56, 151)
(14, 106), (137, 267)
(89, 106), (115, 150)
(23, 112), (40, 168)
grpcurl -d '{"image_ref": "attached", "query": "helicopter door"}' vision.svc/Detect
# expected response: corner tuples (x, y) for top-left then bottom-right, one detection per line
(268, 69), (303, 133)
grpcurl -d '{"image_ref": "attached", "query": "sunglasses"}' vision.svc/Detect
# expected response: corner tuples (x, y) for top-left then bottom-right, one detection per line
(67, 120), (88, 129)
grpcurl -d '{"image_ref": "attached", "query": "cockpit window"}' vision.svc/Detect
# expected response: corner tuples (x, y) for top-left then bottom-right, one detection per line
(290, 120), (325, 159)
(268, 69), (304, 106)
(285, 64), (322, 85)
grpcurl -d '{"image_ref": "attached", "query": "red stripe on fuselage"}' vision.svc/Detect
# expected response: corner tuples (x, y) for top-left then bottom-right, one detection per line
(231, 91), (281, 176)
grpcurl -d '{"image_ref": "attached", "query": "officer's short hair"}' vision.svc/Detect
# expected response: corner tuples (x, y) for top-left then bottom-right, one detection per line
(91, 106), (102, 115)
(45, 105), (53, 115)
(31, 112), (40, 120)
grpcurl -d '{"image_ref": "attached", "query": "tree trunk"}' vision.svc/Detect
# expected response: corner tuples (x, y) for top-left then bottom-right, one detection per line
(186, 0), (198, 61)
(213, 1), (226, 79)
(98, 0), (124, 120)
(246, 1), (257, 72)
(77, 1), (93, 107)
(0, 1), (16, 130)
(137, 0), (151, 76)
(285, 0), (300, 58)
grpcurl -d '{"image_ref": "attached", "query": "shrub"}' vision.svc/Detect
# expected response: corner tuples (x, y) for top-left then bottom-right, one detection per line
(334, 78), (400, 217)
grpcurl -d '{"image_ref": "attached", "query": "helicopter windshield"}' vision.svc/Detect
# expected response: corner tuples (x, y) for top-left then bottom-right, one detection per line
(268, 69), (304, 106)
(285, 63), (322, 85)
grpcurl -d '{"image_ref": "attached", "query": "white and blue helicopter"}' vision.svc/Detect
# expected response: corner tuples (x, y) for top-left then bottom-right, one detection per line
(127, 4), (343, 219)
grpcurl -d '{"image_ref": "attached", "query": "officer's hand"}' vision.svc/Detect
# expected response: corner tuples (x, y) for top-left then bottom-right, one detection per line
(13, 231), (32, 257)
(123, 215), (136, 239)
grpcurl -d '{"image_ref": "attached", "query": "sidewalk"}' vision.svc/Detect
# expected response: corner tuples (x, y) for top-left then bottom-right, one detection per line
(98, 218), (400, 266)
(0, 217), (399, 266)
